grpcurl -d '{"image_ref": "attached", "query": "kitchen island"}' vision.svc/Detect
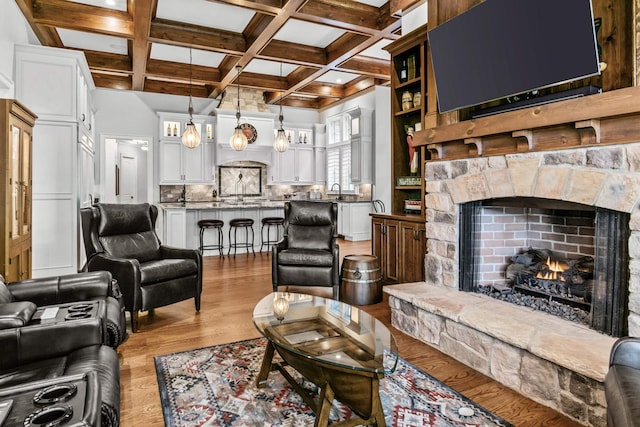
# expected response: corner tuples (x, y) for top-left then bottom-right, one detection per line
(159, 199), (373, 255)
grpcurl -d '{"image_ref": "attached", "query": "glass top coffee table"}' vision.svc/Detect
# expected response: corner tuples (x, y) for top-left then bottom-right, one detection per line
(253, 292), (398, 427)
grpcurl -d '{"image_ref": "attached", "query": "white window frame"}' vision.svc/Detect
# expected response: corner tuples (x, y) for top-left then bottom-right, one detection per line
(326, 113), (356, 195)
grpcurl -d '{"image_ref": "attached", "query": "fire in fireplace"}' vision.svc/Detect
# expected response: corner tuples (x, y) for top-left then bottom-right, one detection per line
(459, 198), (630, 337)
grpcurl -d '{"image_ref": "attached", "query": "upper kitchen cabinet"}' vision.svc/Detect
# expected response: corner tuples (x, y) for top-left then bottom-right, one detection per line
(270, 145), (315, 184)
(158, 113), (215, 184)
(348, 107), (373, 184)
(15, 45), (94, 132)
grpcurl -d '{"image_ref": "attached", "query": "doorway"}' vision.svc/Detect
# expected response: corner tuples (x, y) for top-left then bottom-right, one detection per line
(100, 134), (153, 204)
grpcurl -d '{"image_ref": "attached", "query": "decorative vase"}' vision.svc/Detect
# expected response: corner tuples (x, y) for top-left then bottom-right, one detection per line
(413, 92), (421, 108)
(402, 91), (413, 111)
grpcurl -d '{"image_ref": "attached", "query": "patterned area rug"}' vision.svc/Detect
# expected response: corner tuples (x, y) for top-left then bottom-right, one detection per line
(155, 337), (514, 427)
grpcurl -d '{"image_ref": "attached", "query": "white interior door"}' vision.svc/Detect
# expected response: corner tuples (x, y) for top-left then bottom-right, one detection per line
(118, 153), (137, 203)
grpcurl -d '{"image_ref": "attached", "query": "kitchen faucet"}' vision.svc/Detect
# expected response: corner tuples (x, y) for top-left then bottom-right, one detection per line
(330, 183), (343, 200)
(178, 184), (186, 206)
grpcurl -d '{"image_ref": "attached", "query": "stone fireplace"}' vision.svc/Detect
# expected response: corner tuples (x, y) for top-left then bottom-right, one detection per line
(386, 142), (640, 426)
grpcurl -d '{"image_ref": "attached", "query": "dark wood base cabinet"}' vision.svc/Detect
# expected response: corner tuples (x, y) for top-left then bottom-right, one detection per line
(371, 214), (425, 284)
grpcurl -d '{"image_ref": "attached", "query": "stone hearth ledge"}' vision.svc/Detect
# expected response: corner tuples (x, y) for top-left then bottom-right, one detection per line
(384, 282), (615, 381)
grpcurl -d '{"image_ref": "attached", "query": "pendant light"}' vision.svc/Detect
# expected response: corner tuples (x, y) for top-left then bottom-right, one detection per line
(273, 62), (289, 152)
(181, 48), (201, 149)
(229, 65), (248, 151)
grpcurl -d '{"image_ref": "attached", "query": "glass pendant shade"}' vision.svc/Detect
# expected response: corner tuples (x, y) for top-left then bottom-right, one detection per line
(274, 128), (289, 152)
(229, 125), (248, 151)
(182, 120), (201, 148)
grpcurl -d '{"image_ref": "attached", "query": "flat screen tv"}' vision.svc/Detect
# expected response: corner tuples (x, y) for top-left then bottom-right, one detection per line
(428, 0), (601, 114)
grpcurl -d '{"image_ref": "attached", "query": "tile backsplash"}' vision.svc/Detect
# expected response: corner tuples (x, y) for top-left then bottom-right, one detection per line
(159, 161), (372, 203)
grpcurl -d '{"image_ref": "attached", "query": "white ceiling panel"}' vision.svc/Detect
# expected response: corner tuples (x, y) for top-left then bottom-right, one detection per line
(316, 70), (360, 84)
(243, 59), (298, 77)
(64, 0), (126, 11)
(58, 28), (128, 54)
(360, 39), (392, 60)
(156, 0), (254, 32)
(150, 44), (225, 67)
(273, 19), (345, 48)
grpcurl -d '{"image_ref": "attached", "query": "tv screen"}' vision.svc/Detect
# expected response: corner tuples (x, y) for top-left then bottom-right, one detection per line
(428, 0), (601, 113)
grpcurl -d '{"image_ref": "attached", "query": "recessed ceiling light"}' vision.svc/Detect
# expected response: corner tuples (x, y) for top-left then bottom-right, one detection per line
(336, 78), (343, 83)
(105, 0), (116, 6)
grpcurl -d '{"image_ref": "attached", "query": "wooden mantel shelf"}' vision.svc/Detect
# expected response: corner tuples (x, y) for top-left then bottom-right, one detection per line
(414, 85), (640, 160)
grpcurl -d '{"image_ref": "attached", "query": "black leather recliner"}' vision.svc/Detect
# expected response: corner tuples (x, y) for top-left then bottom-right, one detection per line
(81, 203), (202, 331)
(0, 271), (126, 348)
(605, 336), (640, 427)
(272, 201), (340, 299)
(0, 299), (120, 426)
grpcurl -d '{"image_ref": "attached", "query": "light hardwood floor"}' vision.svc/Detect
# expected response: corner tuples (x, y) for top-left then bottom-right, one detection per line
(117, 239), (582, 426)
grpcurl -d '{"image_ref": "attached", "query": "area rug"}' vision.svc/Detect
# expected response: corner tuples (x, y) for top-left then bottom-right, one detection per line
(155, 337), (514, 427)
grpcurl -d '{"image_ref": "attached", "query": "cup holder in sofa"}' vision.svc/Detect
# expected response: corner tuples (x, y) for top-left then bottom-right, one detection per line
(67, 304), (92, 313)
(33, 383), (77, 405)
(24, 405), (73, 427)
(64, 312), (92, 321)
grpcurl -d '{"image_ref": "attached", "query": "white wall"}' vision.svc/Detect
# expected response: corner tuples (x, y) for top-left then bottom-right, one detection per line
(93, 89), (158, 200)
(0, 1), (38, 99)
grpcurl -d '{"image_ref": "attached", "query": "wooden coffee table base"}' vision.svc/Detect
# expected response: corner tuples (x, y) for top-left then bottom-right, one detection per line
(256, 341), (386, 427)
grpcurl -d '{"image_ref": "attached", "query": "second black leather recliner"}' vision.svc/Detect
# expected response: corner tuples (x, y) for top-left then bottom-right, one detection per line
(272, 201), (340, 299)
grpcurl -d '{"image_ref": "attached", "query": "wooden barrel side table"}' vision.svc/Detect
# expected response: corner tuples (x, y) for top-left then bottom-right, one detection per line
(340, 254), (382, 305)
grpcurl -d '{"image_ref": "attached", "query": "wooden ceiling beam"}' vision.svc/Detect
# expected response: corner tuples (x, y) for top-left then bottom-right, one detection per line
(92, 73), (132, 91)
(143, 79), (210, 98)
(149, 19), (246, 53)
(297, 0), (396, 34)
(31, 0), (133, 37)
(338, 56), (391, 80)
(258, 40), (327, 67)
(132, 0), (155, 91)
(146, 59), (219, 85)
(82, 50), (132, 74)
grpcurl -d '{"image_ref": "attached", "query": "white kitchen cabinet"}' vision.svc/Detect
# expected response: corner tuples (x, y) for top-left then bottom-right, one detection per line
(271, 146), (315, 184)
(158, 113), (215, 184)
(15, 45), (97, 277)
(314, 147), (326, 184)
(337, 202), (372, 241)
(348, 107), (373, 184)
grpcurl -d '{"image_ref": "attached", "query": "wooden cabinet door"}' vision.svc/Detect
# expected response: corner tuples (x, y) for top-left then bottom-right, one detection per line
(371, 217), (385, 278)
(400, 221), (425, 282)
(383, 219), (400, 283)
(6, 113), (32, 281)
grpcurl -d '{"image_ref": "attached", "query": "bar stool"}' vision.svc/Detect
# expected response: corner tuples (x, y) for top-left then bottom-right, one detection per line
(198, 219), (224, 258)
(260, 217), (284, 253)
(228, 218), (255, 258)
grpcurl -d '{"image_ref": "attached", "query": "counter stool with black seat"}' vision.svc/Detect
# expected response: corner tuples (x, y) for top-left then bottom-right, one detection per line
(198, 218), (225, 258)
(260, 216), (284, 253)
(228, 218), (255, 258)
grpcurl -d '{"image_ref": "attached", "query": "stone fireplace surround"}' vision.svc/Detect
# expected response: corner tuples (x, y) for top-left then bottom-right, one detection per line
(386, 142), (640, 426)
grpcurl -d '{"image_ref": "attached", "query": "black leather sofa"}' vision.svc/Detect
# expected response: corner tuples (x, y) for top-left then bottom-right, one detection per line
(0, 272), (123, 426)
(0, 271), (126, 348)
(605, 336), (640, 427)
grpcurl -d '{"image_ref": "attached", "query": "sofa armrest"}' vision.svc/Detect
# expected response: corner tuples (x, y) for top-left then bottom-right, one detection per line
(7, 272), (113, 306)
(0, 302), (37, 329)
(0, 310), (105, 370)
(272, 237), (289, 289)
(159, 245), (201, 262)
(610, 336), (640, 369)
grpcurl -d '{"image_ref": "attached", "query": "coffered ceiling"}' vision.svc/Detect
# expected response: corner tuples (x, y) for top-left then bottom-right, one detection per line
(15, 0), (421, 109)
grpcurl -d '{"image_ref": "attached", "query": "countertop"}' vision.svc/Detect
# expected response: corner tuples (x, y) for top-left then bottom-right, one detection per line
(158, 199), (372, 210)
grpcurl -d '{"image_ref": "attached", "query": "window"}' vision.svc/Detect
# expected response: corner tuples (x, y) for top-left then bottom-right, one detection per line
(326, 113), (355, 193)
